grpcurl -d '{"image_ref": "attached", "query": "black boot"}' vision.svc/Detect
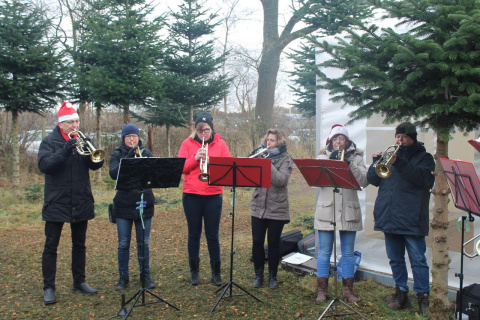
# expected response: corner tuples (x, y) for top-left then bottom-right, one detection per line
(210, 261), (223, 286)
(417, 293), (429, 315)
(252, 267), (264, 288)
(268, 269), (278, 289)
(189, 259), (200, 285)
(115, 274), (129, 291)
(141, 271), (156, 289)
(387, 286), (409, 310)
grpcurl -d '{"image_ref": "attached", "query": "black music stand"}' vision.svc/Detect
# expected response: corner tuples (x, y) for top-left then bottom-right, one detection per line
(293, 158), (368, 320)
(439, 158), (480, 319)
(206, 156), (271, 314)
(114, 157), (185, 319)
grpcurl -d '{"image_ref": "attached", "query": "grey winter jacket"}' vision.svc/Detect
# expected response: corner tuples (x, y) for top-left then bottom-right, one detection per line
(314, 146), (368, 231)
(249, 152), (295, 221)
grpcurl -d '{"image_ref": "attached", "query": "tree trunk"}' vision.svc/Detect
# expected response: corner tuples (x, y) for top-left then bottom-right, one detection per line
(166, 125), (171, 158)
(189, 105), (194, 132)
(255, 0), (282, 135)
(95, 104), (102, 183)
(148, 124), (154, 154)
(430, 134), (451, 319)
(11, 110), (20, 196)
(123, 104), (130, 124)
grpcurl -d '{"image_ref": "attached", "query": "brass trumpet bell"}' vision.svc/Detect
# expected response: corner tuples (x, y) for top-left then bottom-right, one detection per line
(373, 144), (401, 179)
(68, 130), (105, 163)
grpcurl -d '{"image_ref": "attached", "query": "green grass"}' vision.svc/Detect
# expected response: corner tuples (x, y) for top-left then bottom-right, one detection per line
(0, 171), (439, 319)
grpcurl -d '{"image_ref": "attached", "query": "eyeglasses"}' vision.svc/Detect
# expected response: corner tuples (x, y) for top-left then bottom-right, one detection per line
(125, 134), (139, 139)
(64, 120), (80, 125)
(197, 128), (211, 134)
(332, 137), (346, 142)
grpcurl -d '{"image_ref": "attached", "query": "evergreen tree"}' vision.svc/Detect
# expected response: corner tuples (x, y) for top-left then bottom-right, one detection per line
(165, 0), (231, 130)
(309, 0), (480, 315)
(78, 0), (166, 123)
(287, 42), (317, 118)
(0, 0), (66, 193)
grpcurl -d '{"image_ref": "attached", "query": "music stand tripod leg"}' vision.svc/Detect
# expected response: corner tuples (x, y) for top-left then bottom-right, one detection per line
(209, 185), (262, 314)
(118, 191), (180, 319)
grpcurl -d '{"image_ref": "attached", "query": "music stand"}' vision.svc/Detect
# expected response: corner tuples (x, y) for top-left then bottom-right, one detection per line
(115, 157), (185, 319)
(439, 158), (480, 319)
(293, 158), (368, 320)
(206, 156), (271, 314)
(467, 139), (480, 153)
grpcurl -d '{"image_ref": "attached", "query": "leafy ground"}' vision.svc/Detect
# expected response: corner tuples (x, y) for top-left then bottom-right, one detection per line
(0, 170), (432, 319)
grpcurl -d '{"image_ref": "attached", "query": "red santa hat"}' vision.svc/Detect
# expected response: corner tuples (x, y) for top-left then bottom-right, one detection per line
(326, 124), (349, 145)
(58, 102), (79, 123)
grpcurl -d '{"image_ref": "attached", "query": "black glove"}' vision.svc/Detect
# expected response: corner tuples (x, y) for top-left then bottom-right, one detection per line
(346, 160), (351, 166)
(372, 154), (381, 163)
(83, 136), (92, 143)
(64, 139), (77, 155)
(330, 150), (339, 160)
(127, 147), (137, 158)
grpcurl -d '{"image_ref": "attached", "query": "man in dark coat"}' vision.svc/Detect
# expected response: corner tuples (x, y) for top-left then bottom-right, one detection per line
(38, 102), (104, 305)
(367, 122), (435, 315)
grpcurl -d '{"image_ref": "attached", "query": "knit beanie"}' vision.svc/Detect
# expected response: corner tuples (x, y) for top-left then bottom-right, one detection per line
(195, 112), (214, 130)
(326, 124), (349, 145)
(395, 122), (417, 142)
(121, 123), (140, 141)
(58, 102), (79, 123)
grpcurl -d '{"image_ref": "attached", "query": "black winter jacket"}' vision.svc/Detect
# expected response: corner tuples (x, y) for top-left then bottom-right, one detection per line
(109, 142), (155, 220)
(367, 142), (435, 236)
(38, 126), (104, 223)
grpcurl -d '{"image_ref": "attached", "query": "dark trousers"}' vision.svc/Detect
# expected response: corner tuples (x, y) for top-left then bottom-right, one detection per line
(42, 220), (88, 290)
(251, 216), (286, 271)
(182, 193), (223, 262)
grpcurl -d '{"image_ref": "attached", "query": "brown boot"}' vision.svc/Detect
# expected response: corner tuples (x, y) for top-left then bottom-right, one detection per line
(316, 277), (329, 303)
(342, 278), (360, 302)
(387, 286), (409, 310)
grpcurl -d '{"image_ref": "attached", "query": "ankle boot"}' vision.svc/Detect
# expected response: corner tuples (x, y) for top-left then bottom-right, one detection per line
(387, 286), (409, 310)
(342, 278), (360, 302)
(210, 261), (223, 286)
(316, 277), (329, 303)
(252, 267), (264, 288)
(268, 270), (278, 289)
(189, 259), (200, 285)
(417, 293), (429, 315)
(115, 274), (129, 291)
(141, 271), (156, 289)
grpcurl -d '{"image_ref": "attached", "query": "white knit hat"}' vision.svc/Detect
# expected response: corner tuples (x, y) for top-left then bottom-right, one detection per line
(326, 124), (349, 145)
(58, 102), (79, 123)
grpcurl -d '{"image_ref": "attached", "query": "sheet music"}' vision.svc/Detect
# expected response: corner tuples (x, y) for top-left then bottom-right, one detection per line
(282, 252), (313, 265)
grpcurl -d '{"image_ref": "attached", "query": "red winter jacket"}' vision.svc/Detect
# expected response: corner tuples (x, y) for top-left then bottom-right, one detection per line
(178, 133), (231, 195)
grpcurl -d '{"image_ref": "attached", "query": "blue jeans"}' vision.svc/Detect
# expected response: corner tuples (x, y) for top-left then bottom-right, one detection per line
(317, 230), (356, 278)
(116, 217), (152, 275)
(384, 233), (429, 294)
(182, 193), (222, 262)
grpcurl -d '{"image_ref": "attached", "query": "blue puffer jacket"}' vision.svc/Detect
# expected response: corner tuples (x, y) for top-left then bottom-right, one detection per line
(367, 142), (435, 236)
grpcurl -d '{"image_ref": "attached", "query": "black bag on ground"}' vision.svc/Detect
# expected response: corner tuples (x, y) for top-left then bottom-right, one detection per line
(297, 232), (316, 257)
(457, 283), (480, 320)
(108, 203), (116, 224)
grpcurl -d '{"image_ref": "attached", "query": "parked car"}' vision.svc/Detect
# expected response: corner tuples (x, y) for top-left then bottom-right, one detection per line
(288, 129), (316, 143)
(25, 130), (52, 154)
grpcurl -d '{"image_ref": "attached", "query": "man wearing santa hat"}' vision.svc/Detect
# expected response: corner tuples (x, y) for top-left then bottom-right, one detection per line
(38, 102), (104, 305)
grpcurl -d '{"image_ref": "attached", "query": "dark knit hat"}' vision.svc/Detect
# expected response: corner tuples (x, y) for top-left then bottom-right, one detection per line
(121, 123), (140, 140)
(194, 112), (214, 130)
(395, 122), (417, 142)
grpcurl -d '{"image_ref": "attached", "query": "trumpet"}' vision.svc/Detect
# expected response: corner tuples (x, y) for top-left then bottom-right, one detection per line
(68, 130), (105, 163)
(463, 233), (480, 259)
(130, 141), (142, 158)
(248, 147), (269, 158)
(336, 149), (345, 161)
(373, 144), (401, 179)
(198, 137), (209, 182)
